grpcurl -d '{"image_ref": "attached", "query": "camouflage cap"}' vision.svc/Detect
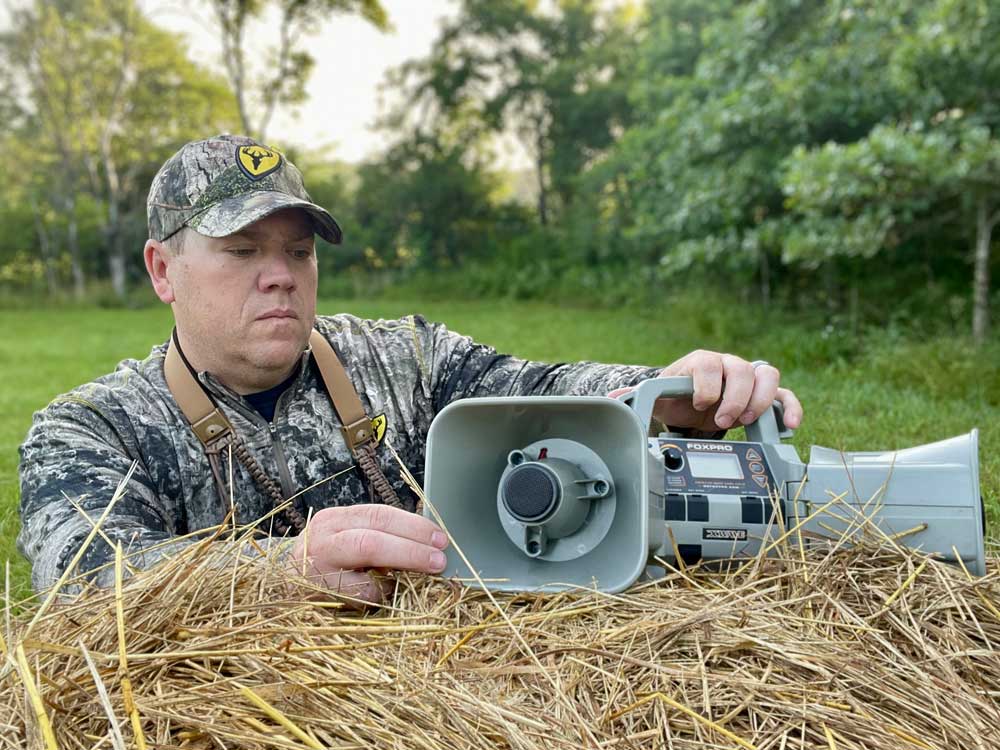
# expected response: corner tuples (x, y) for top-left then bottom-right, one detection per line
(147, 134), (342, 244)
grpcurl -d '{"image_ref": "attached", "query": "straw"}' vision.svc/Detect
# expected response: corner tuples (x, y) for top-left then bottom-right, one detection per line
(0, 485), (996, 749)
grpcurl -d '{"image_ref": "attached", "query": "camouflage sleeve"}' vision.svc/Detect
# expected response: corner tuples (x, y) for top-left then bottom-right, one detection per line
(404, 316), (725, 439)
(410, 315), (662, 409)
(17, 393), (187, 592)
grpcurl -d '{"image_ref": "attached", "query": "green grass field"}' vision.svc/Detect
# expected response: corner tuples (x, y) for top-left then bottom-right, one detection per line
(2, 298), (997, 599)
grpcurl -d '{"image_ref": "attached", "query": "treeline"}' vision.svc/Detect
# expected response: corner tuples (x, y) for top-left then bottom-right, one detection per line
(326, 0), (999, 343)
(0, 0), (381, 302)
(2, 1), (998, 343)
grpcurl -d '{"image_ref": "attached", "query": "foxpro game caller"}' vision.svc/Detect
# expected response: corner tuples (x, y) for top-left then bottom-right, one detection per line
(424, 378), (986, 592)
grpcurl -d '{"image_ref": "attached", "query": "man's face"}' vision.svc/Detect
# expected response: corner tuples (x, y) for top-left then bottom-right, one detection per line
(163, 208), (318, 392)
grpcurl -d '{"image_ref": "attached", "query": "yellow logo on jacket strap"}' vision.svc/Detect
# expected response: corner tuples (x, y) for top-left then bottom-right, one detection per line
(371, 414), (387, 445)
(236, 145), (282, 179)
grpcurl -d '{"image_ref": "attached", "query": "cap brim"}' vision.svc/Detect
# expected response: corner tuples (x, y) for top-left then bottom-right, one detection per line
(188, 191), (343, 244)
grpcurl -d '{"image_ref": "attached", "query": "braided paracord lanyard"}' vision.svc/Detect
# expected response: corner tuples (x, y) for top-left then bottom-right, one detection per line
(166, 329), (405, 535)
(355, 441), (402, 508)
(211, 432), (402, 535)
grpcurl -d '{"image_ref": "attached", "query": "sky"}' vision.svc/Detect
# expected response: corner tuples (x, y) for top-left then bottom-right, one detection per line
(141, 0), (461, 163)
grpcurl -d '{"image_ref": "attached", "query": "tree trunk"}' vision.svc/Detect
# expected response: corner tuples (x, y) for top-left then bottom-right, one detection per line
(759, 249), (771, 310)
(103, 156), (128, 301)
(849, 277), (859, 336)
(972, 199), (994, 345)
(31, 200), (60, 296)
(258, 5), (298, 141)
(66, 208), (85, 301)
(101, 4), (132, 302)
(534, 117), (548, 227)
(233, 46), (253, 138)
(109, 229), (127, 300)
(66, 216), (87, 302)
(535, 154), (548, 227)
(216, 2), (254, 137)
(821, 260), (839, 313)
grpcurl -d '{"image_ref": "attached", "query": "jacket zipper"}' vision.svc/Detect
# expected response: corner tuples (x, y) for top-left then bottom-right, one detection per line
(200, 371), (300, 502)
(268, 422), (295, 501)
(268, 388), (297, 501)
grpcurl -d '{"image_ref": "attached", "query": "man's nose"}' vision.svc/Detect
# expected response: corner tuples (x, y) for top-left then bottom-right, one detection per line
(258, 252), (296, 291)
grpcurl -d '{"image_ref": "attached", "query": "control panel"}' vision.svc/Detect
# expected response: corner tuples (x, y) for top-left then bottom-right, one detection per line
(649, 437), (788, 565)
(654, 437), (774, 495)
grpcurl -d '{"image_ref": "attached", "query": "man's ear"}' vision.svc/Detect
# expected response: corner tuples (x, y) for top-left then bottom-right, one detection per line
(144, 239), (175, 304)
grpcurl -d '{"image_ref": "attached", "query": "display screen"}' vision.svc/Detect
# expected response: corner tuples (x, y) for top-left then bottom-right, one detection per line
(687, 452), (744, 479)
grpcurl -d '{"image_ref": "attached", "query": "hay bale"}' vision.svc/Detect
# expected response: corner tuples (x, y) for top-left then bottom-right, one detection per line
(0, 522), (997, 750)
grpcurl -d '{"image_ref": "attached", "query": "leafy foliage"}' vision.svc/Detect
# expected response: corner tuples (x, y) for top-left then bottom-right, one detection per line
(0, 0), (239, 300)
(386, 0), (639, 226)
(365, 0), (998, 340)
(1, 0), (998, 341)
(780, 0), (1000, 341)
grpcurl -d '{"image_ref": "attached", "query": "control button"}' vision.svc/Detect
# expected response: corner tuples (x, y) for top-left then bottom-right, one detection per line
(665, 493), (686, 521)
(741, 495), (763, 524)
(663, 447), (685, 472)
(746, 448), (761, 462)
(676, 544), (702, 565)
(753, 475), (768, 489)
(687, 494), (709, 522)
(749, 461), (765, 474)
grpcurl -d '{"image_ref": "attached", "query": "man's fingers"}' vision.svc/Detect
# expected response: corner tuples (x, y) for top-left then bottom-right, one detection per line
(643, 350), (801, 434)
(313, 528), (447, 574)
(315, 568), (389, 605)
(776, 387), (803, 429)
(289, 504), (450, 598)
(688, 351), (723, 412)
(311, 504), (448, 550)
(711, 355), (755, 429)
(742, 364), (781, 426)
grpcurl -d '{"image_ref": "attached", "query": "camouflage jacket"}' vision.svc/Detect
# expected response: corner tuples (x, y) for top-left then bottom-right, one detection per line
(19, 314), (662, 591)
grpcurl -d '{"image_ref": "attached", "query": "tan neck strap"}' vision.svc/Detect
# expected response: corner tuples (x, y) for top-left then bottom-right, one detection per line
(307, 329), (375, 450)
(164, 329), (234, 448)
(164, 329), (375, 452)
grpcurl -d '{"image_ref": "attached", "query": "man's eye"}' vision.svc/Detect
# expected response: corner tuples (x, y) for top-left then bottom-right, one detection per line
(290, 247), (314, 259)
(228, 247), (256, 257)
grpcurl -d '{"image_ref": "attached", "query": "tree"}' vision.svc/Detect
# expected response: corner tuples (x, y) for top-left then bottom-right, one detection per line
(389, 0), (639, 227)
(2, 1), (94, 298)
(0, 122), (99, 298)
(207, 0), (389, 140)
(615, 0), (917, 307)
(0, 127), (63, 296)
(352, 133), (504, 271)
(2, 0), (239, 300)
(783, 0), (1000, 342)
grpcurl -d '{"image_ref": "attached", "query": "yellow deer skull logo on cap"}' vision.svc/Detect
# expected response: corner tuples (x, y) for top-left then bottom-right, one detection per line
(236, 146), (282, 179)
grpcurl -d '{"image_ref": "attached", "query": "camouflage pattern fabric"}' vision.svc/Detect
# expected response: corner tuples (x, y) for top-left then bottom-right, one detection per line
(146, 134), (342, 244)
(18, 314), (663, 592)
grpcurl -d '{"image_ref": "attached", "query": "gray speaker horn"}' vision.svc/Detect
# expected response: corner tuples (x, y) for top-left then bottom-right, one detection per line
(423, 379), (692, 593)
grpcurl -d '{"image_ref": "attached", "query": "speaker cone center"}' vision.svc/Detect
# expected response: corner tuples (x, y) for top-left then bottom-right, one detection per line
(501, 464), (560, 522)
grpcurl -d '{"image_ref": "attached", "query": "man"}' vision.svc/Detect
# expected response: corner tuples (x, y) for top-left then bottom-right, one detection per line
(18, 135), (802, 602)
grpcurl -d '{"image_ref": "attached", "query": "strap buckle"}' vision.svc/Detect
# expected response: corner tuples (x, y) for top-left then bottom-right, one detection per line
(341, 416), (374, 451)
(192, 409), (234, 449)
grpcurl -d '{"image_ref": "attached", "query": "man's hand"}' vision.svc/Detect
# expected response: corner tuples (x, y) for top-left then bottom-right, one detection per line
(610, 350), (803, 434)
(286, 504), (449, 604)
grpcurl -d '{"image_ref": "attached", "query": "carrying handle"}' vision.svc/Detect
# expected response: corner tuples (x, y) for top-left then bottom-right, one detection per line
(615, 376), (793, 445)
(615, 377), (695, 436)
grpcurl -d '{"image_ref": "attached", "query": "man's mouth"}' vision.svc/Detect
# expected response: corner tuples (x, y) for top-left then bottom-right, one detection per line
(257, 309), (298, 320)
